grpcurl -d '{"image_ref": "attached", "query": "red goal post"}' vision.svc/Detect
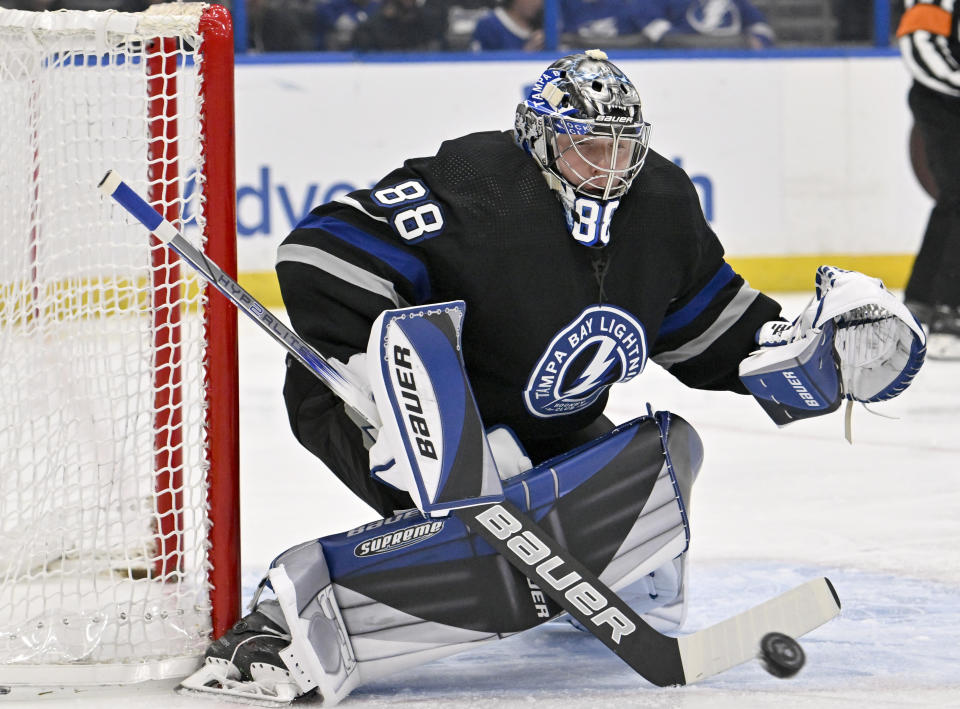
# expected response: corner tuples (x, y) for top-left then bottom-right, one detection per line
(0, 3), (239, 690)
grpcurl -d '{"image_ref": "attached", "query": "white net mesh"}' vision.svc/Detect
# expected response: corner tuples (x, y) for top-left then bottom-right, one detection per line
(0, 5), (226, 680)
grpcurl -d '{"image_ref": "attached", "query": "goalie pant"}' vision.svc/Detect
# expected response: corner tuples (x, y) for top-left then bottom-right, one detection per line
(255, 412), (701, 704)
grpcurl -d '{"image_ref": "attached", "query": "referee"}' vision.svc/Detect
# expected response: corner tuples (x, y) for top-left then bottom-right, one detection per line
(898, 0), (960, 358)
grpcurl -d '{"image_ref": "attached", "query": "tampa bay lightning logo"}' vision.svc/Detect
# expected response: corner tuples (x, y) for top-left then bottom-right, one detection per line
(687, 0), (742, 36)
(524, 305), (647, 418)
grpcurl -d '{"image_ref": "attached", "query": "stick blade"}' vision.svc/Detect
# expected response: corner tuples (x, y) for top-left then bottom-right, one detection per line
(677, 577), (841, 684)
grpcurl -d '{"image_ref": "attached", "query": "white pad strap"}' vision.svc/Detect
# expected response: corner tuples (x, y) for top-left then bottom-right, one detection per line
(486, 426), (533, 481)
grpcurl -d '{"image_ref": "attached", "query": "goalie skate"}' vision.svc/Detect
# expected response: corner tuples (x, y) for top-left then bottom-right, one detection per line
(177, 608), (301, 707)
(177, 657), (300, 707)
(927, 305), (960, 360)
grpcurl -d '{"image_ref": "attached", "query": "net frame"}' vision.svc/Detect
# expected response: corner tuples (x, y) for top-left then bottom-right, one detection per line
(0, 3), (239, 688)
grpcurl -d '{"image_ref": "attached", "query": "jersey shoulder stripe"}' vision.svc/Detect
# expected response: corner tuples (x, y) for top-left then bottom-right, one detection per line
(659, 262), (737, 336)
(276, 242), (405, 308)
(334, 194), (389, 224)
(653, 282), (761, 369)
(294, 214), (432, 303)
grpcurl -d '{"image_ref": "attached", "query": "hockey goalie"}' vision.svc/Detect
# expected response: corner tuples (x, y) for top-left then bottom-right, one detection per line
(178, 50), (925, 705)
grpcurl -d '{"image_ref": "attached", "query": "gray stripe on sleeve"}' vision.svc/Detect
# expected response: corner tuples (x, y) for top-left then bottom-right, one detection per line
(276, 243), (402, 307)
(334, 194), (389, 223)
(652, 284), (761, 368)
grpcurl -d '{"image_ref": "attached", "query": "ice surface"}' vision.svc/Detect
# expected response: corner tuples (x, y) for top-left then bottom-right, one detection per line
(17, 295), (960, 707)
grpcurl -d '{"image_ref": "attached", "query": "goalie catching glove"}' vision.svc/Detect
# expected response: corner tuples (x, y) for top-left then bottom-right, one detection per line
(739, 266), (926, 431)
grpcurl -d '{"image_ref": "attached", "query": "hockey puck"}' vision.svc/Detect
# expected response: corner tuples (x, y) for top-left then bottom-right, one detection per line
(758, 632), (805, 679)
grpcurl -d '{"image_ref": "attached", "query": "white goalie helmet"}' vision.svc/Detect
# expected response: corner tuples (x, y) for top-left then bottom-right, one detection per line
(515, 49), (651, 205)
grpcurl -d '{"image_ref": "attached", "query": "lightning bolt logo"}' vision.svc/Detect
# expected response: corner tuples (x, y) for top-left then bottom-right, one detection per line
(564, 338), (621, 398)
(523, 305), (647, 419)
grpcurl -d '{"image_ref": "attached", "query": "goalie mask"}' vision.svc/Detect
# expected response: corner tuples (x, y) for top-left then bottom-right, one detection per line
(515, 49), (651, 247)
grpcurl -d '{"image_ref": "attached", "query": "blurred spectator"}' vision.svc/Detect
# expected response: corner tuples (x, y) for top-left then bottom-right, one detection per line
(471, 0), (544, 51)
(559, 0), (669, 48)
(351, 0), (445, 51)
(657, 0), (775, 49)
(831, 0), (872, 43)
(247, 0), (323, 51)
(317, 0), (380, 50)
(246, 0), (380, 52)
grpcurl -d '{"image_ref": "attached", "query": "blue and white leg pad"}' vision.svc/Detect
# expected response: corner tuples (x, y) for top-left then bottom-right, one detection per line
(255, 413), (700, 703)
(268, 543), (359, 706)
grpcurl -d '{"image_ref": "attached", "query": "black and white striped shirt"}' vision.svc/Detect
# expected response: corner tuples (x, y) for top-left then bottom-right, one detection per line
(898, 0), (960, 96)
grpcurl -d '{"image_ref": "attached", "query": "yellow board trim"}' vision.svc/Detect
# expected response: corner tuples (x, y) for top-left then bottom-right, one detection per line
(3, 256), (912, 322)
(726, 254), (914, 293)
(238, 254), (916, 310)
(0, 274), (209, 324)
(238, 271), (287, 309)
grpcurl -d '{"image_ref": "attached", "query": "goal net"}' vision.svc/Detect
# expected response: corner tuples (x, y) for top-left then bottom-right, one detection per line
(0, 3), (239, 688)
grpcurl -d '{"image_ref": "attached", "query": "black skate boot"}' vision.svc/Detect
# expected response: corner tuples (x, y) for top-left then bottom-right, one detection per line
(178, 603), (300, 706)
(904, 299), (933, 330)
(929, 305), (960, 360)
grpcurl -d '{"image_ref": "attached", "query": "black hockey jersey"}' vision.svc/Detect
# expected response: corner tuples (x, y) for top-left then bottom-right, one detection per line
(277, 130), (780, 455)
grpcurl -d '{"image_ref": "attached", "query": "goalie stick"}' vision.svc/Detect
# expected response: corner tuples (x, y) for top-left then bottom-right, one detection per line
(98, 170), (841, 687)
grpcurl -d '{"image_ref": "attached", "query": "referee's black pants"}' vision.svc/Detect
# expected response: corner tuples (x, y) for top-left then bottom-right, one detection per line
(905, 81), (960, 311)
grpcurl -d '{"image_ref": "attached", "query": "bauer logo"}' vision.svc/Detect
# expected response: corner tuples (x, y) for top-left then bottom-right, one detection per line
(388, 338), (441, 464)
(354, 520), (445, 557)
(524, 304), (647, 418)
(475, 504), (636, 644)
(783, 371), (822, 407)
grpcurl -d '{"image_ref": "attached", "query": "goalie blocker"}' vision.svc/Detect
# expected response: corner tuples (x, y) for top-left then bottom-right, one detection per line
(366, 301), (504, 516)
(179, 412), (700, 705)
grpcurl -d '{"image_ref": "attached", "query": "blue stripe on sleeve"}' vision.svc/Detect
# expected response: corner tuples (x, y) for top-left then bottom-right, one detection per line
(295, 214), (431, 303)
(659, 262), (737, 336)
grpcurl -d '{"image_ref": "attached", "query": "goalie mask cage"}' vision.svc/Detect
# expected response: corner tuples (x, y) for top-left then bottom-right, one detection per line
(0, 3), (239, 689)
